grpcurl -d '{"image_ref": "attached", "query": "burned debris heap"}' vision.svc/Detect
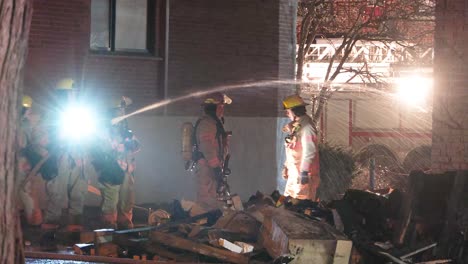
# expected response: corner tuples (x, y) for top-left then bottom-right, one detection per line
(26, 170), (457, 264)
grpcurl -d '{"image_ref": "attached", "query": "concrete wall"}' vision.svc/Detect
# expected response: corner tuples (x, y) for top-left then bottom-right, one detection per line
(126, 115), (287, 203)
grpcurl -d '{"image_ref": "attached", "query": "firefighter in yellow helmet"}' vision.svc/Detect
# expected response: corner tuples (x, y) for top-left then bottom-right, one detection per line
(56, 78), (74, 89)
(54, 78), (75, 104)
(281, 94), (320, 201)
(192, 92), (232, 210)
(41, 78), (96, 231)
(22, 95), (33, 108)
(16, 95), (45, 226)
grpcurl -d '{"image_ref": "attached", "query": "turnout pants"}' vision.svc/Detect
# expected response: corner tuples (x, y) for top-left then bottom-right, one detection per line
(17, 156), (43, 226)
(195, 160), (220, 210)
(44, 155), (89, 225)
(99, 172), (135, 229)
(284, 164), (320, 201)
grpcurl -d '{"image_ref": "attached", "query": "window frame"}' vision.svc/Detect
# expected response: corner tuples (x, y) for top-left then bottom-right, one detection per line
(90, 0), (156, 56)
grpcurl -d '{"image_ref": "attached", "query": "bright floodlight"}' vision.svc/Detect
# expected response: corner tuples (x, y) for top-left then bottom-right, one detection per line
(59, 106), (97, 141)
(397, 75), (432, 106)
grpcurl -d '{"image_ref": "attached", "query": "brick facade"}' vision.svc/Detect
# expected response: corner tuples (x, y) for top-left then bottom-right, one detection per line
(24, 0), (295, 117)
(166, 0), (295, 116)
(431, 0), (468, 172)
(25, 0), (90, 103)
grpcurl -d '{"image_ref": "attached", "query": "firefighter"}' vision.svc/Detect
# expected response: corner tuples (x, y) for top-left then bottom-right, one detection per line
(281, 94), (320, 201)
(41, 78), (96, 231)
(97, 97), (140, 229)
(16, 95), (45, 226)
(193, 92), (232, 210)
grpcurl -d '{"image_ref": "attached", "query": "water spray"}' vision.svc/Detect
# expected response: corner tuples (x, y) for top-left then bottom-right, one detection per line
(111, 79), (300, 124)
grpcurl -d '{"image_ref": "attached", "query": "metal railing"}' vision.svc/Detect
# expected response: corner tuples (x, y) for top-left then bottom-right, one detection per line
(303, 41), (433, 64)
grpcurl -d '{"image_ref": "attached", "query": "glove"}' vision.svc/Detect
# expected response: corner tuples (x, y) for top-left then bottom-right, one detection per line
(282, 166), (288, 180)
(300, 171), (309, 185)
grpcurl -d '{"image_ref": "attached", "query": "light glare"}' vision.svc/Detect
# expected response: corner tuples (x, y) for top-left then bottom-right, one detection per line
(397, 75), (432, 106)
(59, 106), (97, 141)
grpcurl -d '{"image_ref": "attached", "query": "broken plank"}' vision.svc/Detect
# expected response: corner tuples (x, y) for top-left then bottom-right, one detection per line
(151, 231), (249, 264)
(208, 229), (257, 243)
(213, 211), (260, 238)
(400, 243), (437, 260)
(415, 260), (452, 264)
(218, 238), (243, 253)
(26, 251), (149, 264)
(115, 209), (222, 235)
(144, 242), (198, 262)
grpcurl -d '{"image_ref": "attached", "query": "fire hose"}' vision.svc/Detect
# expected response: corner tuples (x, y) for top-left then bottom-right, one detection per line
(18, 153), (105, 198)
(20, 154), (49, 191)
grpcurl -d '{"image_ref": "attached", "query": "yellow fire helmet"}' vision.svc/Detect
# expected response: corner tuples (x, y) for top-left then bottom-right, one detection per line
(56, 78), (75, 90)
(203, 92), (232, 105)
(22, 95), (33, 108)
(282, 94), (308, 110)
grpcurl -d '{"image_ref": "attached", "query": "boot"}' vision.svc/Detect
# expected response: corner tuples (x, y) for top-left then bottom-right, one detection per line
(101, 213), (117, 229)
(117, 213), (134, 230)
(64, 214), (84, 232)
(27, 209), (43, 227)
(40, 223), (59, 251)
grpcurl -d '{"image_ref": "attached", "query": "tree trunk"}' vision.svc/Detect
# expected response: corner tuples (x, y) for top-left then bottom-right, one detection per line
(0, 1), (33, 263)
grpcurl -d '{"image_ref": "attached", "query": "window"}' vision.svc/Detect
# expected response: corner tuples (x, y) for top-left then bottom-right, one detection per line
(90, 0), (155, 54)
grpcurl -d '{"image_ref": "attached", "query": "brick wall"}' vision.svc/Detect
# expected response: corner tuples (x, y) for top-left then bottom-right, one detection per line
(166, 0), (295, 116)
(25, 0), (90, 105)
(278, 1), (297, 112)
(25, 0), (164, 111)
(431, 0), (468, 172)
(25, 0), (295, 116)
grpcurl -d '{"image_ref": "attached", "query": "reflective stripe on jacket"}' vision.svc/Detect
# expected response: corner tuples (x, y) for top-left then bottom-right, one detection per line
(284, 115), (319, 174)
(284, 115), (320, 200)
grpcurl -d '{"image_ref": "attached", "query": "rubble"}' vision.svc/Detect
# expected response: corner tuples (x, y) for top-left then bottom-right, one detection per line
(26, 185), (454, 264)
(218, 238), (244, 253)
(235, 241), (254, 253)
(258, 205), (352, 263)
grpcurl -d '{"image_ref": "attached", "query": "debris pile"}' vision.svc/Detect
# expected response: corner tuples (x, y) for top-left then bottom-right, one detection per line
(26, 180), (455, 263)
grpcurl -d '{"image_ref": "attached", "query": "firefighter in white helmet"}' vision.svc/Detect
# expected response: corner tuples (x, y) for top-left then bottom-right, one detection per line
(193, 92), (232, 210)
(281, 94), (320, 201)
(16, 95), (45, 226)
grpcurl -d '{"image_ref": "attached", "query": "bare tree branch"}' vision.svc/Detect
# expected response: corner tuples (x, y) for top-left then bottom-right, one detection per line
(296, 0), (435, 128)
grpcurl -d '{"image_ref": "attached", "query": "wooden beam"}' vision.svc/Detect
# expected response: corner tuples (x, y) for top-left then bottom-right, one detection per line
(115, 209), (222, 235)
(151, 231), (249, 264)
(144, 242), (198, 262)
(26, 251), (149, 264)
(400, 243), (437, 260)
